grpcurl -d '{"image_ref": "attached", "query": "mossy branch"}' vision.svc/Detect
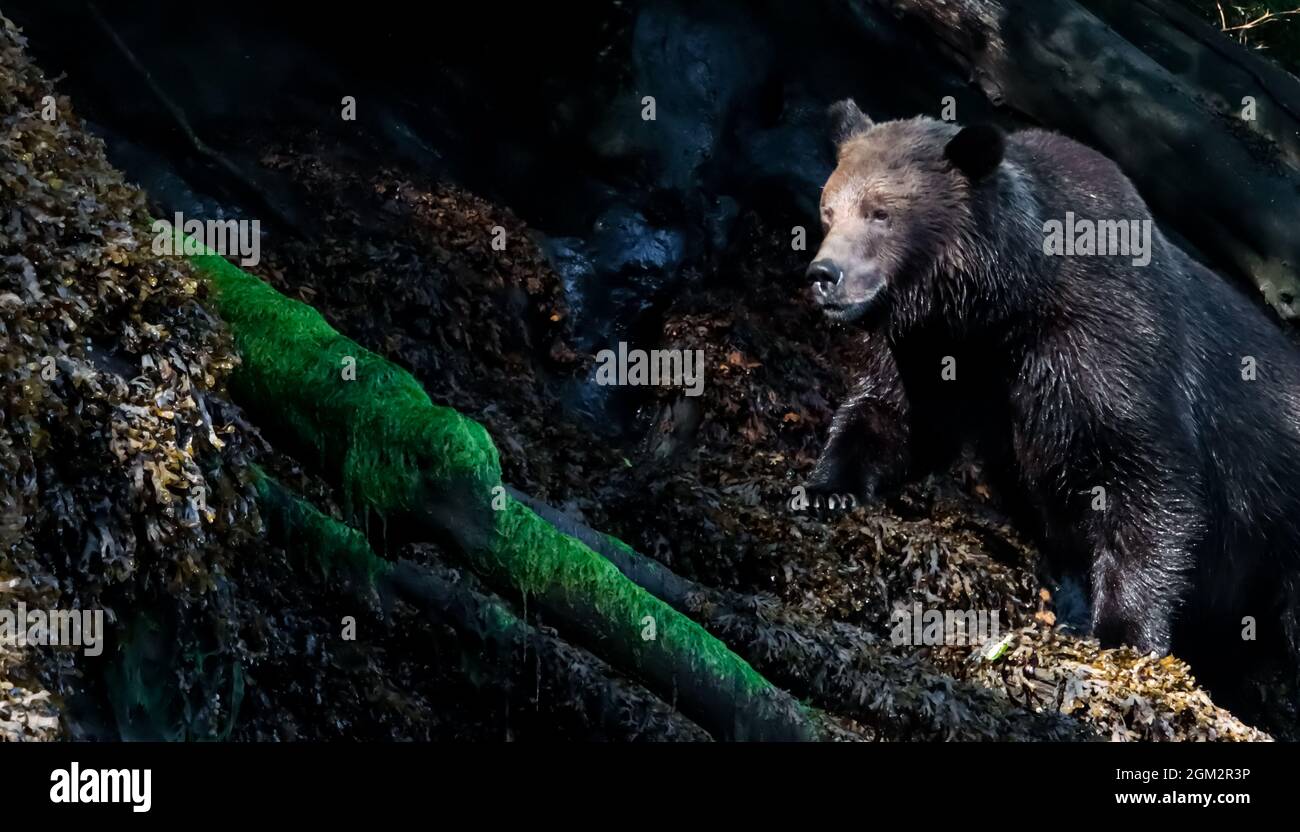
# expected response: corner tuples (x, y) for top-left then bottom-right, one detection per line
(186, 241), (821, 740)
(252, 471), (711, 740)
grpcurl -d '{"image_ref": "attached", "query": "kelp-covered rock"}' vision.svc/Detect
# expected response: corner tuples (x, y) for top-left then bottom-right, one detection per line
(0, 633), (59, 741)
(0, 14), (264, 737)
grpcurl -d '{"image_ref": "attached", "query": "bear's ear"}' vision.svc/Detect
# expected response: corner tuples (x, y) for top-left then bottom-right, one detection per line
(827, 98), (872, 146)
(944, 124), (1005, 182)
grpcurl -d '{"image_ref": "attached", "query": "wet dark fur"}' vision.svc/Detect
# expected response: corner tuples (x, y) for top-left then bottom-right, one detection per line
(807, 113), (1300, 685)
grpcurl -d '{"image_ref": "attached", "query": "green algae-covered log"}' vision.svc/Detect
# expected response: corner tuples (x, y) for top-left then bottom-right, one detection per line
(189, 245), (819, 740)
(252, 472), (711, 741)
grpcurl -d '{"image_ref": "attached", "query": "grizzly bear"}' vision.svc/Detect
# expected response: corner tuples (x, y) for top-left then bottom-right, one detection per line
(804, 98), (1300, 679)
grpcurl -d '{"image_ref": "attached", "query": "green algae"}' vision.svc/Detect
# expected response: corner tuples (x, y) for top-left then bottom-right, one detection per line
(184, 236), (818, 740)
(251, 465), (392, 585)
(494, 498), (774, 698)
(192, 247), (500, 519)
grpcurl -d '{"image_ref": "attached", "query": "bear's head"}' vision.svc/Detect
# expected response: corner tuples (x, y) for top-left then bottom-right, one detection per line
(807, 99), (1005, 323)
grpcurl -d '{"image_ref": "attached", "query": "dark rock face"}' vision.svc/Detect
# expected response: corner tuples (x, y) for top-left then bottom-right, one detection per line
(624, 1), (770, 193)
(739, 86), (836, 221)
(544, 206), (686, 348)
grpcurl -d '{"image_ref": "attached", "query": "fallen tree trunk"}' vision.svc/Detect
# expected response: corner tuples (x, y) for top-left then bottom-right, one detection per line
(253, 473), (711, 741)
(852, 0), (1300, 321)
(188, 243), (822, 741)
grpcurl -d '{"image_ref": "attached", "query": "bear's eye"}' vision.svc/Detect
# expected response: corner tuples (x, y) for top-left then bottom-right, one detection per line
(821, 207), (834, 229)
(870, 208), (889, 223)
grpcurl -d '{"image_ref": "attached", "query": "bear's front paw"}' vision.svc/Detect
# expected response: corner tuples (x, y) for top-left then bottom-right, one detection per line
(806, 460), (882, 501)
(789, 479), (871, 517)
(809, 487), (860, 513)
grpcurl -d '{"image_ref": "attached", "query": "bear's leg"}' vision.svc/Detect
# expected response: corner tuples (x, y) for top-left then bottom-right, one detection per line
(806, 334), (910, 504)
(1087, 492), (1196, 655)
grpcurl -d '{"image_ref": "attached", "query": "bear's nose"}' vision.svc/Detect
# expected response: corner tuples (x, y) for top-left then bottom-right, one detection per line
(806, 259), (842, 286)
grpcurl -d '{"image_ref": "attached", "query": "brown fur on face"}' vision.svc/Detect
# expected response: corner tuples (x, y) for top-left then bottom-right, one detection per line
(809, 117), (979, 322)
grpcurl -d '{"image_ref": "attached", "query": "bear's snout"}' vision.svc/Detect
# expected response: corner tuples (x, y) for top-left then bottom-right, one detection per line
(807, 256), (884, 322)
(806, 259), (843, 304)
